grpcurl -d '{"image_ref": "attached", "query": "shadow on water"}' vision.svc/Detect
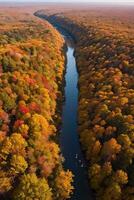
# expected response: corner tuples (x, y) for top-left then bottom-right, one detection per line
(57, 27), (93, 200)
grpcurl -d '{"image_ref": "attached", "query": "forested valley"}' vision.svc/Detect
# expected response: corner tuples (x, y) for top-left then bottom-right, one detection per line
(0, 3), (134, 200)
(36, 8), (134, 200)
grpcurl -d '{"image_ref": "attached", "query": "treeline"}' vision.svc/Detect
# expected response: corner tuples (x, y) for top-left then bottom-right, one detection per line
(36, 9), (134, 200)
(0, 11), (73, 199)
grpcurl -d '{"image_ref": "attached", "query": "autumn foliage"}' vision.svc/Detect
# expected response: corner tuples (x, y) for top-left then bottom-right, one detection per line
(37, 7), (134, 200)
(0, 9), (73, 199)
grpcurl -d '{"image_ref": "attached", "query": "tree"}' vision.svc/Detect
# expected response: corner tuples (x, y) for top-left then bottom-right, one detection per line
(10, 155), (28, 175)
(89, 164), (103, 190)
(102, 183), (121, 200)
(90, 140), (102, 162)
(9, 133), (27, 155)
(55, 170), (74, 199)
(113, 170), (128, 185)
(13, 173), (52, 200)
(0, 170), (12, 193)
(101, 138), (121, 161)
(117, 134), (131, 150)
(0, 91), (16, 112)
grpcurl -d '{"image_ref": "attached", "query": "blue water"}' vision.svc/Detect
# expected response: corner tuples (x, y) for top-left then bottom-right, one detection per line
(60, 36), (93, 200)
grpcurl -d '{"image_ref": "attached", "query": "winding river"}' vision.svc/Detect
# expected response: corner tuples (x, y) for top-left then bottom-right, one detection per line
(34, 13), (93, 198)
(59, 30), (93, 200)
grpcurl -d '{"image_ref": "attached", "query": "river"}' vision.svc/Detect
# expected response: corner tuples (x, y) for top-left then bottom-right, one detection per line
(34, 13), (93, 198)
(59, 30), (93, 200)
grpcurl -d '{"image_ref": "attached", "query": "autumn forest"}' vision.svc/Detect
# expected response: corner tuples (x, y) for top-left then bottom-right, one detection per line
(0, 2), (134, 200)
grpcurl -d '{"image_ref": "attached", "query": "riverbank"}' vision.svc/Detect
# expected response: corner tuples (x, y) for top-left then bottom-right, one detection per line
(0, 11), (75, 199)
(60, 38), (93, 200)
(35, 9), (134, 200)
(34, 13), (94, 200)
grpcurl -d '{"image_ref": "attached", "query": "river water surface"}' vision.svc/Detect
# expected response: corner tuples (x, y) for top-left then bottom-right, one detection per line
(59, 32), (93, 200)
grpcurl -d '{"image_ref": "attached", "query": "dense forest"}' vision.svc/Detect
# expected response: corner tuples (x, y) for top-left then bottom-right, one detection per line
(0, 10), (73, 200)
(36, 8), (134, 200)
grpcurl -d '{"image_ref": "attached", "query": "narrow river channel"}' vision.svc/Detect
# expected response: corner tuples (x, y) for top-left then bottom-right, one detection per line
(59, 31), (93, 200)
(34, 14), (93, 198)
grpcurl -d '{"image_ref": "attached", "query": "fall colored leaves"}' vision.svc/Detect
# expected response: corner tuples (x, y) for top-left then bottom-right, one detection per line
(36, 9), (134, 200)
(0, 12), (73, 199)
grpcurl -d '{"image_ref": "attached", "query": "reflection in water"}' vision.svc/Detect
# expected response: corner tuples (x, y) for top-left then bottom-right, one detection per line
(60, 35), (93, 200)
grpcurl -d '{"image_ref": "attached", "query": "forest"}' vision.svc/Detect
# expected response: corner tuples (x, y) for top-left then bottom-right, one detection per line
(36, 7), (134, 200)
(0, 9), (73, 200)
(0, 2), (134, 200)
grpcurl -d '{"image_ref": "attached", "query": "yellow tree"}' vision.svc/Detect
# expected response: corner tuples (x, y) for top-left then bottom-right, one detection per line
(13, 173), (52, 200)
(55, 170), (74, 199)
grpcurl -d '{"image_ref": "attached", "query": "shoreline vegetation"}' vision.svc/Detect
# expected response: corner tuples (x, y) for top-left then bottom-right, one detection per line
(36, 9), (134, 200)
(0, 11), (73, 200)
(35, 13), (95, 200)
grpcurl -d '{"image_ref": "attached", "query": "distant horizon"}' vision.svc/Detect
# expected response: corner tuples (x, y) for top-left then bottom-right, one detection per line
(0, 0), (134, 6)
